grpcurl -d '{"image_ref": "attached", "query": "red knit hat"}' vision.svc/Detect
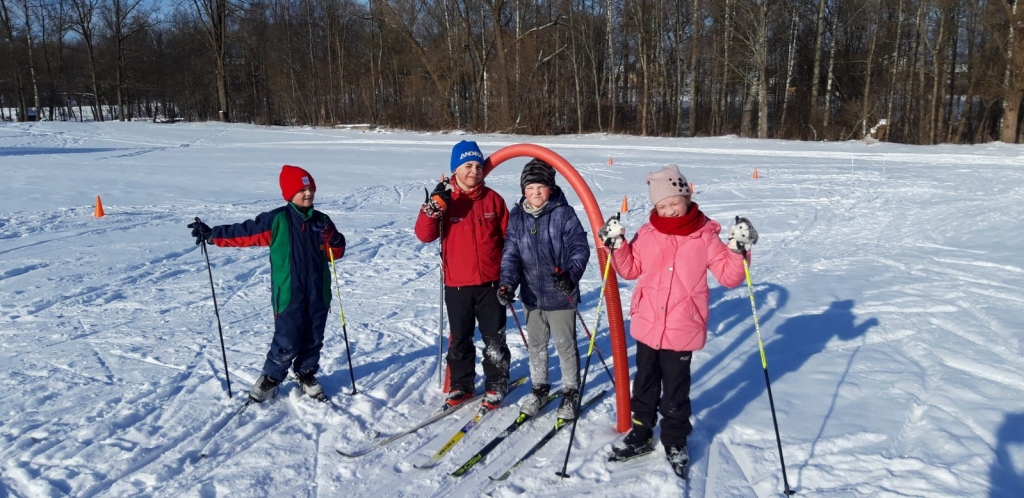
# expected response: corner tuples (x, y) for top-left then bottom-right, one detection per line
(279, 165), (316, 201)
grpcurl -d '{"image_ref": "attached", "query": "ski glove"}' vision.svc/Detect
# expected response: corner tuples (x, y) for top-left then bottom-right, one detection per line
(496, 285), (515, 306)
(597, 217), (626, 250)
(422, 179), (453, 219)
(311, 219), (345, 248)
(188, 219), (213, 245)
(552, 269), (576, 295)
(728, 216), (758, 254)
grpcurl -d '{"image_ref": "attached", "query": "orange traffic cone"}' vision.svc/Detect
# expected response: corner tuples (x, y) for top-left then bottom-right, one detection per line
(689, 182), (694, 194)
(608, 156), (614, 166)
(752, 168), (760, 179)
(94, 196), (105, 217)
(620, 195), (629, 213)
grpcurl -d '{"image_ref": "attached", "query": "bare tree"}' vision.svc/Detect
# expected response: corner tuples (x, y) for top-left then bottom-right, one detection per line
(191, 0), (230, 121)
(0, 0), (29, 120)
(1000, 0), (1021, 142)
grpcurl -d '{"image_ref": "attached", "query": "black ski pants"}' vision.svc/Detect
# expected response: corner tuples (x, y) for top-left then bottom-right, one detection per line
(445, 281), (510, 393)
(630, 341), (693, 448)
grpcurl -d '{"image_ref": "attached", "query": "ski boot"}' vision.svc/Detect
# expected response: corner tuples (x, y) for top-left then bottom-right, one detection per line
(609, 420), (655, 462)
(555, 388), (580, 420)
(248, 375), (281, 403)
(297, 372), (326, 402)
(666, 445), (689, 479)
(445, 388), (474, 408)
(519, 384), (551, 417)
(482, 379), (508, 410)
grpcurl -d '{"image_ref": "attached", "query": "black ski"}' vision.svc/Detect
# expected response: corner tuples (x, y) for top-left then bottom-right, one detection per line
(449, 389), (561, 477)
(413, 376), (528, 469)
(335, 393), (482, 458)
(488, 389), (609, 482)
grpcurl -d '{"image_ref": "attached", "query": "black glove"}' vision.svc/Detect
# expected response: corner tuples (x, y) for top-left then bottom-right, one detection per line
(496, 285), (515, 306)
(188, 218), (212, 245)
(552, 268), (575, 295)
(422, 178), (453, 218)
(430, 178), (453, 208)
(312, 218), (345, 247)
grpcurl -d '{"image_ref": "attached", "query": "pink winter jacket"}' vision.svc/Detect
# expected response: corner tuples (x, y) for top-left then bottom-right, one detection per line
(612, 217), (747, 352)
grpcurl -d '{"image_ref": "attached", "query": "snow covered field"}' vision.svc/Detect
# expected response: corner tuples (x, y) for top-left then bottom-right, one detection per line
(1, 121), (1023, 497)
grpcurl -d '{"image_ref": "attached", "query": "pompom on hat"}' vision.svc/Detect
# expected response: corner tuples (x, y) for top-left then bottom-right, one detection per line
(520, 159), (556, 193)
(280, 165), (316, 201)
(646, 164), (691, 205)
(450, 140), (484, 172)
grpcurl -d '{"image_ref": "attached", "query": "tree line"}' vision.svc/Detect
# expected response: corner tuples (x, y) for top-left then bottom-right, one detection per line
(2, 0), (1022, 144)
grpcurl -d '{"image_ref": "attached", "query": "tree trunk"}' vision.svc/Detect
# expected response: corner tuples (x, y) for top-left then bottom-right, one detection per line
(823, 8), (838, 132)
(885, 0), (903, 141)
(810, 0), (827, 127)
(0, 0), (28, 121)
(20, 0), (41, 120)
(688, 0), (699, 136)
(607, 0), (615, 132)
(780, 8), (797, 137)
(1000, 0), (1020, 142)
(861, 0), (880, 138)
(756, 0), (767, 139)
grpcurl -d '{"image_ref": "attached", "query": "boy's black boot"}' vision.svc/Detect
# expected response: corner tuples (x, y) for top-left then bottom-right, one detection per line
(248, 375), (281, 403)
(666, 445), (689, 479)
(609, 420), (655, 461)
(297, 372), (325, 401)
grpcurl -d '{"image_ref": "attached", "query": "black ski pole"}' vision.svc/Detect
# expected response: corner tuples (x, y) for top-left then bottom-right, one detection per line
(437, 194), (446, 390)
(557, 278), (613, 381)
(197, 217), (232, 399)
(740, 237), (795, 495)
(556, 245), (616, 478)
(328, 246), (357, 395)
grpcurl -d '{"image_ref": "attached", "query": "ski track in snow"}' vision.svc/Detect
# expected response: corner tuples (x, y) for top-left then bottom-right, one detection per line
(2, 121), (1023, 497)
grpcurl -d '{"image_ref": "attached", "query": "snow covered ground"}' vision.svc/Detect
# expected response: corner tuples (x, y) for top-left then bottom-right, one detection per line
(1, 121), (1023, 497)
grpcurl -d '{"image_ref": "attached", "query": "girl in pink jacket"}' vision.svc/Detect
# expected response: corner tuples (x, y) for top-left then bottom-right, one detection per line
(598, 164), (758, 478)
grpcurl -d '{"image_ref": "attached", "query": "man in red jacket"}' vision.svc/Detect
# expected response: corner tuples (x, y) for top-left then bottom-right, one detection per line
(415, 140), (511, 410)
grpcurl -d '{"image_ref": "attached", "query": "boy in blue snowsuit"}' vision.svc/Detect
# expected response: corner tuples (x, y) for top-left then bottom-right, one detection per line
(188, 165), (346, 402)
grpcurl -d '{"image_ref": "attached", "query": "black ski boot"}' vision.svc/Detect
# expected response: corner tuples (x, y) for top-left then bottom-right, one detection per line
(666, 445), (689, 478)
(248, 375), (281, 403)
(297, 372), (326, 402)
(609, 420), (654, 462)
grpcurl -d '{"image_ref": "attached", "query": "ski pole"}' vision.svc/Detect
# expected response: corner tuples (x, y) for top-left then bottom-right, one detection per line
(438, 196), (447, 390)
(563, 292), (613, 381)
(507, 303), (529, 349)
(328, 245), (358, 395)
(196, 217), (232, 399)
(741, 246), (795, 496)
(556, 244), (616, 478)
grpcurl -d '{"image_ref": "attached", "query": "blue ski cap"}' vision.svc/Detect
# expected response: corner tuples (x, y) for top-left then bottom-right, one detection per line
(450, 140), (484, 172)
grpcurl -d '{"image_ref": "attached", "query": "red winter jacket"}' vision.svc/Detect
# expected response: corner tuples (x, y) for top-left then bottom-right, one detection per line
(415, 183), (509, 287)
